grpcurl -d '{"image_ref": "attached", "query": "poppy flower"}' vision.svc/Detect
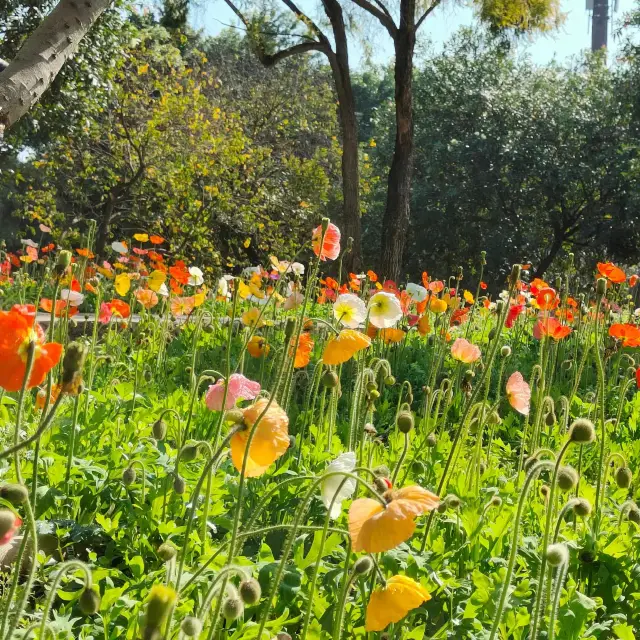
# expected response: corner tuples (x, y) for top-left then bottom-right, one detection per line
(451, 338), (481, 363)
(312, 222), (341, 261)
(333, 293), (367, 329)
(535, 287), (559, 311)
(0, 307), (63, 392)
(405, 283), (428, 303)
(133, 233), (149, 243)
(428, 280), (444, 294)
(170, 296), (195, 317)
(348, 485), (439, 553)
(597, 262), (626, 284)
(247, 336), (270, 358)
(205, 374), (261, 411)
(379, 328), (406, 344)
(290, 333), (314, 368)
(417, 315), (431, 336)
(609, 323), (640, 347)
(150, 235), (165, 245)
(480, 281), (488, 290)
(284, 292), (303, 310)
(134, 289), (159, 309)
(630, 275), (639, 288)
(506, 372), (530, 415)
(60, 289), (84, 307)
(169, 264), (190, 285)
(321, 452), (357, 519)
(322, 330), (371, 365)
(99, 299), (131, 324)
(429, 297), (448, 314)
(115, 273), (131, 297)
(148, 270), (166, 292)
(368, 292), (402, 329)
(0, 510), (22, 545)
(230, 398), (289, 477)
(463, 290), (475, 304)
(365, 575), (431, 632)
(39, 298), (68, 317)
(450, 308), (470, 326)
(505, 304), (524, 328)
(188, 267), (204, 286)
(636, 367), (640, 389)
(36, 383), (61, 410)
(241, 307), (265, 328)
(76, 248), (94, 259)
(533, 317), (572, 341)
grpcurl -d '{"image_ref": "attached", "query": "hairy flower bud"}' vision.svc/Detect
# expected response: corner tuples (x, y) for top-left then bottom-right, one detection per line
(239, 578), (262, 605)
(596, 277), (607, 296)
(557, 466), (579, 492)
(158, 542), (177, 562)
(152, 419), (167, 440)
(322, 370), (339, 388)
(396, 411), (414, 434)
(122, 466), (136, 487)
(354, 556), (374, 575)
(181, 443), (199, 462)
(0, 483), (28, 506)
(222, 596), (244, 621)
(173, 474), (186, 495)
(79, 588), (101, 615)
(616, 466), (633, 489)
(500, 345), (512, 358)
(546, 543), (569, 567)
(61, 341), (88, 394)
(569, 419), (596, 444)
(181, 616), (203, 637)
(426, 433), (437, 448)
(573, 498), (591, 518)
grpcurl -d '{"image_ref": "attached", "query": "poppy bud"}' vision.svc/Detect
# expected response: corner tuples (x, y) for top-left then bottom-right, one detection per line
(540, 484), (550, 499)
(427, 335), (435, 345)
(364, 423), (377, 436)
(490, 495), (502, 507)
(277, 634), (293, 640)
(426, 433), (437, 447)
(152, 419), (167, 440)
(321, 217), (330, 233)
(284, 317), (296, 340)
(396, 411), (414, 433)
(0, 509), (20, 544)
(384, 375), (396, 386)
(368, 389), (380, 400)
(222, 596), (244, 621)
(322, 371), (339, 388)
(468, 418), (479, 435)
(629, 507), (640, 525)
(173, 474), (186, 495)
(122, 466), (136, 486)
(500, 345), (511, 357)
(464, 369), (475, 382)
(569, 419), (596, 444)
(580, 550), (596, 564)
(573, 498), (591, 517)
(495, 300), (505, 314)
(145, 585), (177, 630)
(615, 466), (633, 489)
(479, 461), (487, 475)
(158, 542), (177, 562)
(545, 411), (556, 427)
(374, 477), (391, 494)
(555, 276), (562, 291)
(510, 264), (521, 285)
(61, 341), (87, 393)
(354, 556), (373, 575)
(373, 465), (390, 478)
(225, 409), (244, 424)
(0, 483), (28, 506)
(181, 616), (203, 637)
(488, 411), (502, 425)
(288, 435), (296, 449)
(546, 543), (568, 567)
(79, 588), (101, 615)
(556, 466), (579, 492)
(203, 324), (214, 333)
(239, 578), (262, 605)
(55, 250), (72, 274)
(480, 250), (486, 265)
(445, 494), (461, 509)
(407, 392), (414, 404)
(181, 443), (199, 462)
(412, 460), (425, 474)
(366, 382), (378, 392)
(488, 328), (496, 341)
(144, 370), (152, 383)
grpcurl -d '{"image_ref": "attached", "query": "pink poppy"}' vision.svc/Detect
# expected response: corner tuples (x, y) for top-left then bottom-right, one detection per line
(312, 222), (341, 261)
(506, 371), (530, 415)
(450, 338), (481, 363)
(205, 374), (261, 411)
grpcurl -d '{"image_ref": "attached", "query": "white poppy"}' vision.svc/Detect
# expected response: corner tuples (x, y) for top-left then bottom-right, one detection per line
(368, 291), (403, 329)
(158, 283), (170, 297)
(188, 266), (204, 286)
(291, 262), (305, 276)
(406, 283), (428, 302)
(321, 452), (357, 519)
(60, 289), (84, 307)
(111, 241), (128, 254)
(217, 277), (229, 298)
(20, 239), (39, 248)
(242, 266), (261, 277)
(333, 293), (367, 329)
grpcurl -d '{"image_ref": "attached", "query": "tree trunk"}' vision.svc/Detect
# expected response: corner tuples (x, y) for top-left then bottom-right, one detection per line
(533, 232), (565, 279)
(322, 0), (362, 273)
(0, 0), (112, 132)
(95, 191), (115, 259)
(379, 0), (415, 282)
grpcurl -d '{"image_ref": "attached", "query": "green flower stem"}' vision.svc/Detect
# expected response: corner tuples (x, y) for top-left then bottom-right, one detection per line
(333, 563), (359, 640)
(391, 432), (410, 485)
(547, 557), (569, 640)
(488, 460), (554, 640)
(552, 499), (580, 543)
(592, 295), (607, 537)
(64, 392), (82, 492)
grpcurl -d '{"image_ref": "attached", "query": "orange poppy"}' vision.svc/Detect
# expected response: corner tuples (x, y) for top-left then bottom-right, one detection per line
(150, 235), (165, 245)
(290, 333), (314, 368)
(417, 315), (431, 336)
(533, 317), (572, 341)
(379, 328), (406, 344)
(230, 398), (290, 477)
(597, 262), (626, 284)
(365, 575), (431, 631)
(450, 307), (470, 326)
(430, 297), (447, 314)
(322, 330), (371, 366)
(85, 282), (97, 294)
(36, 383), (61, 410)
(348, 486), (439, 553)
(367, 270), (378, 283)
(169, 264), (190, 285)
(535, 287), (559, 311)
(170, 296), (195, 317)
(247, 336), (270, 358)
(630, 275), (639, 288)
(39, 298), (67, 317)
(0, 307), (63, 392)
(134, 288), (159, 309)
(609, 323), (640, 347)
(76, 248), (94, 259)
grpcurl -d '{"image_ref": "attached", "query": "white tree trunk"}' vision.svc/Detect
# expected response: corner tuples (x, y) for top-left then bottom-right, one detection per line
(0, 0), (112, 134)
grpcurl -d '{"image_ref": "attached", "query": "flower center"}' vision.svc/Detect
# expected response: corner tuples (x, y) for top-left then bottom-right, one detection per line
(18, 329), (39, 363)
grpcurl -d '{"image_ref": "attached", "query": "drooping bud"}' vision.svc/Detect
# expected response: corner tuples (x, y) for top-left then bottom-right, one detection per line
(426, 433), (437, 448)
(384, 375), (396, 386)
(239, 578), (262, 605)
(181, 443), (199, 462)
(556, 466), (579, 492)
(173, 475), (186, 495)
(569, 419), (596, 444)
(79, 588), (101, 615)
(0, 483), (29, 506)
(615, 466), (633, 489)
(500, 345), (512, 358)
(354, 556), (374, 575)
(152, 419), (167, 440)
(396, 411), (414, 434)
(222, 596), (244, 621)
(573, 498), (591, 517)
(55, 250), (72, 275)
(322, 370), (340, 388)
(490, 495), (502, 507)
(373, 465), (390, 478)
(122, 466), (136, 487)
(158, 542), (178, 562)
(546, 543), (569, 567)
(181, 616), (203, 637)
(61, 341), (88, 394)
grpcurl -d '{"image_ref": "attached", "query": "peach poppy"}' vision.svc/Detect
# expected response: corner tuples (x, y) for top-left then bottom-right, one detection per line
(0, 307), (63, 392)
(450, 338), (481, 363)
(379, 328), (406, 344)
(134, 288), (159, 309)
(365, 575), (431, 632)
(0, 511), (22, 545)
(322, 330), (371, 366)
(312, 222), (341, 261)
(609, 323), (640, 347)
(506, 371), (530, 415)
(535, 287), (559, 311)
(290, 333), (314, 368)
(170, 296), (195, 317)
(533, 317), (572, 341)
(230, 398), (290, 477)
(597, 262), (626, 284)
(247, 335), (270, 358)
(349, 486), (439, 553)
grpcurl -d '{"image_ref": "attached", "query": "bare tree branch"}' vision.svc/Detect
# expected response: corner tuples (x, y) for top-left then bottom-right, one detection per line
(416, 0), (443, 31)
(347, 0), (396, 36)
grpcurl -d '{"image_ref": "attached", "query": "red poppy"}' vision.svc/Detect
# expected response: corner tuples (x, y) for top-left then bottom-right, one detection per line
(312, 222), (341, 261)
(39, 299), (77, 318)
(323, 277), (339, 291)
(99, 299), (131, 324)
(636, 367), (640, 389)
(41, 243), (56, 254)
(529, 278), (549, 296)
(536, 287), (559, 311)
(505, 304), (524, 328)
(0, 307), (63, 392)
(450, 307), (470, 326)
(480, 281), (487, 290)
(533, 317), (572, 341)
(597, 262), (626, 284)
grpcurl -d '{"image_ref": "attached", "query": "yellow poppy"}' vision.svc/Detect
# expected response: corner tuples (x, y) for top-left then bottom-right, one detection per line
(115, 273), (131, 296)
(237, 280), (251, 299)
(429, 297), (448, 314)
(97, 266), (115, 280)
(349, 486), (439, 553)
(247, 336), (270, 358)
(322, 330), (371, 365)
(193, 292), (206, 307)
(463, 290), (474, 304)
(379, 328), (406, 344)
(148, 270), (166, 292)
(230, 398), (290, 477)
(133, 233), (149, 242)
(242, 307), (265, 328)
(365, 575), (431, 631)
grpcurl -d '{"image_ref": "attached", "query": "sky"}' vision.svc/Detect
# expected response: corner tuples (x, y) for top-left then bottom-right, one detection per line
(191, 0), (637, 67)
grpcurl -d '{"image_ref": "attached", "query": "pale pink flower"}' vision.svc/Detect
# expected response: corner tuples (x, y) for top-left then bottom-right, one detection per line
(450, 338), (481, 363)
(205, 374), (261, 411)
(506, 371), (530, 415)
